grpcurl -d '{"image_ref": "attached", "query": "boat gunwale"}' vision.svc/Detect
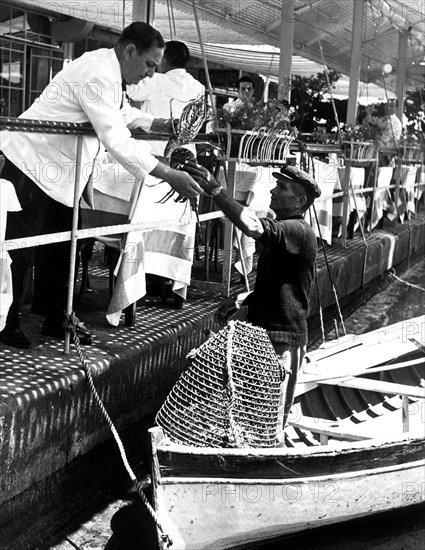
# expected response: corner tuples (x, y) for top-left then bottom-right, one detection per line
(154, 430), (425, 459)
(155, 455), (425, 485)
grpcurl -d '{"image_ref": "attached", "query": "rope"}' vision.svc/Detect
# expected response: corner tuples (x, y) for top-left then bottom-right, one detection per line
(311, 11), (343, 144)
(388, 268), (425, 291)
(314, 261), (326, 343)
(380, 71), (414, 266)
(225, 321), (243, 447)
(312, 203), (346, 336)
(64, 312), (173, 548)
(307, 207), (325, 343)
(309, 154), (346, 336)
(191, 0), (217, 120)
(166, 0), (177, 40)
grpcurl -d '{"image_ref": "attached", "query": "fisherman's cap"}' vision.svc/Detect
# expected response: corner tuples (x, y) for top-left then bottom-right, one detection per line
(272, 165), (321, 200)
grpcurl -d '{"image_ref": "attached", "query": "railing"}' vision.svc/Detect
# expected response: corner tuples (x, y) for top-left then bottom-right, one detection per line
(1, 118), (424, 352)
(211, 129), (424, 293)
(0, 117), (224, 353)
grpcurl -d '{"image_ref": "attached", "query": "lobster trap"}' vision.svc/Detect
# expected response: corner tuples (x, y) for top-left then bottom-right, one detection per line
(156, 321), (285, 448)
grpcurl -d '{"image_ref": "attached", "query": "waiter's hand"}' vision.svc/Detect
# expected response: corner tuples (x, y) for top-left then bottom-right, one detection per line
(167, 169), (203, 199)
(151, 163), (202, 199)
(150, 118), (175, 134)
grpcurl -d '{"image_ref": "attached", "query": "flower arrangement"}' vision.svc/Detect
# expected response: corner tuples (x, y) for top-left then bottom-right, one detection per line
(340, 120), (383, 143)
(402, 112), (425, 149)
(214, 98), (298, 132)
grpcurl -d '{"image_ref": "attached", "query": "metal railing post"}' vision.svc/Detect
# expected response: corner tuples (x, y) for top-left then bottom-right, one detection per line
(222, 160), (236, 298)
(64, 135), (83, 354)
(368, 159), (379, 235)
(341, 159), (351, 248)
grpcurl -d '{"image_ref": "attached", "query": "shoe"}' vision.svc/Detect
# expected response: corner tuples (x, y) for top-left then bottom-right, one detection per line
(0, 328), (31, 349)
(41, 318), (93, 345)
(173, 295), (185, 310)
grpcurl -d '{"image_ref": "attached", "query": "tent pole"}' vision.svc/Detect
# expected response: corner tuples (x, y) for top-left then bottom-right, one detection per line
(346, 0), (366, 126)
(278, 0), (295, 102)
(396, 29), (409, 120)
(132, 0), (155, 24)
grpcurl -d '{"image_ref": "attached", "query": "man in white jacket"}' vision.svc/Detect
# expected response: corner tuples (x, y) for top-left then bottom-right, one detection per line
(0, 22), (202, 349)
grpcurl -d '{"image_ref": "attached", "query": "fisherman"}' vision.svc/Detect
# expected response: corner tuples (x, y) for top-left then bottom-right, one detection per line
(181, 160), (321, 429)
(0, 22), (202, 349)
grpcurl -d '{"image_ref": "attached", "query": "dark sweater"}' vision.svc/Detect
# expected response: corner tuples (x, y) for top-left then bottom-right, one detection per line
(246, 215), (317, 346)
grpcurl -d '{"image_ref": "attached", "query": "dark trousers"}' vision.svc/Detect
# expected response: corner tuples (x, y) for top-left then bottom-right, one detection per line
(2, 155), (73, 329)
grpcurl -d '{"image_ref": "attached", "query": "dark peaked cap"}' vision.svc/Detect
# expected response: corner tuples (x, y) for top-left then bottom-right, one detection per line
(272, 165), (321, 199)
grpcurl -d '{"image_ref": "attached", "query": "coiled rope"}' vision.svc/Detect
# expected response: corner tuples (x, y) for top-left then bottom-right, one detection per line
(64, 312), (173, 548)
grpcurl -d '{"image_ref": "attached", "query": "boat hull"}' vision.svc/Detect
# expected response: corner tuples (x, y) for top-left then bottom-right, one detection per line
(151, 316), (425, 549)
(154, 443), (425, 549)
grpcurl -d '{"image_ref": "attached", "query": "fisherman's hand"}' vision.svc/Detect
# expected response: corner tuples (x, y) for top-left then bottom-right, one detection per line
(214, 298), (238, 326)
(180, 160), (222, 197)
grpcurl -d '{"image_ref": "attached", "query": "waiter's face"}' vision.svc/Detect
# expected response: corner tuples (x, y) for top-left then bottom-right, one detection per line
(238, 82), (254, 102)
(121, 44), (164, 85)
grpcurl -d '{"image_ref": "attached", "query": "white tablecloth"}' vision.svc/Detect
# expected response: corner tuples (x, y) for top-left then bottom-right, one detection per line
(0, 178), (21, 331)
(399, 164), (420, 221)
(371, 166), (394, 228)
(82, 159), (197, 326)
(218, 162), (275, 275)
(307, 160), (342, 245)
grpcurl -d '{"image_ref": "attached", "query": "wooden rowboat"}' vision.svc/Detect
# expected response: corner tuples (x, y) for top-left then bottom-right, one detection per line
(149, 315), (425, 549)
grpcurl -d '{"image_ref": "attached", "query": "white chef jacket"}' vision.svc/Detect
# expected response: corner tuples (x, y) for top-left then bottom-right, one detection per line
(0, 48), (159, 207)
(223, 98), (247, 114)
(127, 69), (205, 119)
(379, 113), (402, 147)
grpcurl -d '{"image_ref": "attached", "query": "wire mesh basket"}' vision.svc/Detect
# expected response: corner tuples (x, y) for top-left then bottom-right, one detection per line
(156, 320), (284, 448)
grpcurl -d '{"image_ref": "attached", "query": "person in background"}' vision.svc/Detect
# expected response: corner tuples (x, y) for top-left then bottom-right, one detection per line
(223, 75), (255, 114)
(127, 40), (205, 309)
(0, 22), (202, 349)
(127, 40), (205, 127)
(377, 99), (402, 148)
(181, 160), (321, 432)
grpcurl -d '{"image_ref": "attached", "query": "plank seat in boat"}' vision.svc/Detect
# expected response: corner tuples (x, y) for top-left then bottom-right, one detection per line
(288, 415), (372, 441)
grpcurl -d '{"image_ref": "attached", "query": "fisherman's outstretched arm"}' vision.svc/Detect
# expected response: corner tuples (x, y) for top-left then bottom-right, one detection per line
(182, 160), (264, 238)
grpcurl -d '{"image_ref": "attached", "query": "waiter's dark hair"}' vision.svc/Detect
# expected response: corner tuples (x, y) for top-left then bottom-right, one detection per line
(164, 41), (190, 68)
(237, 75), (254, 88)
(117, 22), (165, 54)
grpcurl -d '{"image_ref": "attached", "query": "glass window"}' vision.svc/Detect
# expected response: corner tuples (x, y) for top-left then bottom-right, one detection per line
(0, 3), (63, 116)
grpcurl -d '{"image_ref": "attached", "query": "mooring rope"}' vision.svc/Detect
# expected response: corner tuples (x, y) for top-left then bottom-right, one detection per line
(65, 312), (173, 548)
(388, 268), (425, 292)
(309, 156), (346, 337)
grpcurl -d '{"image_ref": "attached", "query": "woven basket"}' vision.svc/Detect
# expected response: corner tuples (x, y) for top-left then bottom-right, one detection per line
(156, 320), (284, 448)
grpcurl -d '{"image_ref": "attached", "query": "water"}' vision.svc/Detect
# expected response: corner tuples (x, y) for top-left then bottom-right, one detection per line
(45, 260), (425, 550)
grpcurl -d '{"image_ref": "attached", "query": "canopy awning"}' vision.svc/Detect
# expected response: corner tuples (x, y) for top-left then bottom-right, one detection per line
(10, 0), (425, 92)
(184, 42), (389, 102)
